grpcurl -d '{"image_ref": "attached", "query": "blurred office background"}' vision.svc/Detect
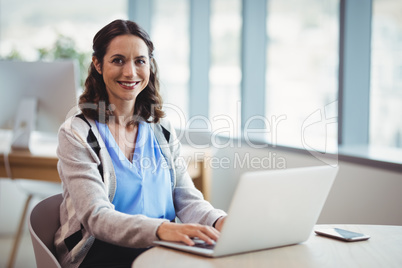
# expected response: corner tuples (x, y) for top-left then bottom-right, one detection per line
(1, 0), (401, 150)
(1, 0), (402, 267)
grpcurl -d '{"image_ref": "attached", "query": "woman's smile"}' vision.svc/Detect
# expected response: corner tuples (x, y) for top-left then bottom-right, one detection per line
(118, 80), (141, 90)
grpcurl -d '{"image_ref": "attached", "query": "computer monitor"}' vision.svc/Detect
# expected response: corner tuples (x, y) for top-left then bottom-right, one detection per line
(0, 60), (80, 148)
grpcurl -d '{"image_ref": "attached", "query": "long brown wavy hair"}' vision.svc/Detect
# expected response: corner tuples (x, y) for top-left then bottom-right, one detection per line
(79, 19), (165, 124)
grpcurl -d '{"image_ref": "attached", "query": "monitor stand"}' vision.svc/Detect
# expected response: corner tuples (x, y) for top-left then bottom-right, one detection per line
(11, 98), (37, 151)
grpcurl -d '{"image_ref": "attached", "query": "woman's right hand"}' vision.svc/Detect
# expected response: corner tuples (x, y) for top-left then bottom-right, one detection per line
(156, 222), (220, 246)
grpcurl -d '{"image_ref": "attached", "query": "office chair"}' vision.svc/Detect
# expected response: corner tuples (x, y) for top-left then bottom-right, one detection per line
(28, 193), (62, 268)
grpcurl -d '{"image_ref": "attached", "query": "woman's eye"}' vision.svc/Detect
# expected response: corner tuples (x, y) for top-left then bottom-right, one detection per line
(112, 58), (124, 65)
(136, 59), (146, 65)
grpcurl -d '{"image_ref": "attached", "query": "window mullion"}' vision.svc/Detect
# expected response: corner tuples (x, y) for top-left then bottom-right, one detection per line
(338, 0), (372, 146)
(128, 0), (153, 34)
(241, 0), (267, 132)
(189, 0), (211, 120)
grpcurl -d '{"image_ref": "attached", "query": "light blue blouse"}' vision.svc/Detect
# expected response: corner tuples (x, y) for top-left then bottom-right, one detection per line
(96, 120), (175, 221)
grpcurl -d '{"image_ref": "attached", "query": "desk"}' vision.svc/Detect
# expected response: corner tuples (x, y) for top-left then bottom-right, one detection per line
(132, 224), (402, 268)
(0, 131), (59, 182)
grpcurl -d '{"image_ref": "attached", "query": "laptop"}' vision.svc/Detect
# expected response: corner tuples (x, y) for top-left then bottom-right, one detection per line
(154, 165), (339, 257)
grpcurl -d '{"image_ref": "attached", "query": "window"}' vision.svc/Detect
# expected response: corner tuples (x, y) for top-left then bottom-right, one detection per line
(209, 0), (242, 134)
(370, 0), (402, 149)
(152, 0), (190, 129)
(265, 0), (339, 152)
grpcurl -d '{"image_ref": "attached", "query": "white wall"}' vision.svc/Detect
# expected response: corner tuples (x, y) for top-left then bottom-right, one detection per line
(208, 145), (402, 225)
(318, 160), (402, 225)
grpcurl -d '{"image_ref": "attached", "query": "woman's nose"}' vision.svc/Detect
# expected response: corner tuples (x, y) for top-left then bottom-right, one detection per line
(123, 61), (136, 78)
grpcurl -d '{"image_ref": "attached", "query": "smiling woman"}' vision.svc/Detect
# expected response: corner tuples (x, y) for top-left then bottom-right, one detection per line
(55, 20), (227, 268)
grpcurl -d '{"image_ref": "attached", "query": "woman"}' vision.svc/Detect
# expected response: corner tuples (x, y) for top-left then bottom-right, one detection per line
(55, 19), (226, 268)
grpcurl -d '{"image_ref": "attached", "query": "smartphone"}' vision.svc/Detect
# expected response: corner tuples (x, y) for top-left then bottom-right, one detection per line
(314, 228), (370, 242)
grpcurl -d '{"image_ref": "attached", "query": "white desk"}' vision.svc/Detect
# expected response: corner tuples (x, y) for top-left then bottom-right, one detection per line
(132, 224), (402, 268)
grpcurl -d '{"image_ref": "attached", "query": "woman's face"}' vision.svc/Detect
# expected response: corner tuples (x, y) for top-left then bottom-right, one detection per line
(93, 34), (150, 107)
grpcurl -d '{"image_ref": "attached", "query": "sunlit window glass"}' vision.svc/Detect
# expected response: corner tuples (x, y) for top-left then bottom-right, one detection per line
(265, 0), (339, 152)
(152, 0), (190, 129)
(210, 0), (242, 135)
(370, 0), (402, 149)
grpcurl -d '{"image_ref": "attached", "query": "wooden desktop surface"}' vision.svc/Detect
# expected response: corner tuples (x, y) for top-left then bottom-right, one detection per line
(0, 130), (59, 182)
(132, 224), (402, 268)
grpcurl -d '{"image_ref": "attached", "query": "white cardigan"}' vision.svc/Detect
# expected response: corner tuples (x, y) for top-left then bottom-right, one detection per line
(54, 114), (226, 268)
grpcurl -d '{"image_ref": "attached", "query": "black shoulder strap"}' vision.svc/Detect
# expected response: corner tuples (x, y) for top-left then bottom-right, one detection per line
(76, 113), (89, 126)
(76, 113), (104, 182)
(161, 125), (170, 142)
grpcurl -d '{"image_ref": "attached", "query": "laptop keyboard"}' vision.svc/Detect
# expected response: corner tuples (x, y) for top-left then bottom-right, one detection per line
(192, 239), (216, 250)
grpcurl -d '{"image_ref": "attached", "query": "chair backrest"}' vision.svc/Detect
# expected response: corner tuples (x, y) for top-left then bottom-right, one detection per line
(29, 193), (63, 268)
